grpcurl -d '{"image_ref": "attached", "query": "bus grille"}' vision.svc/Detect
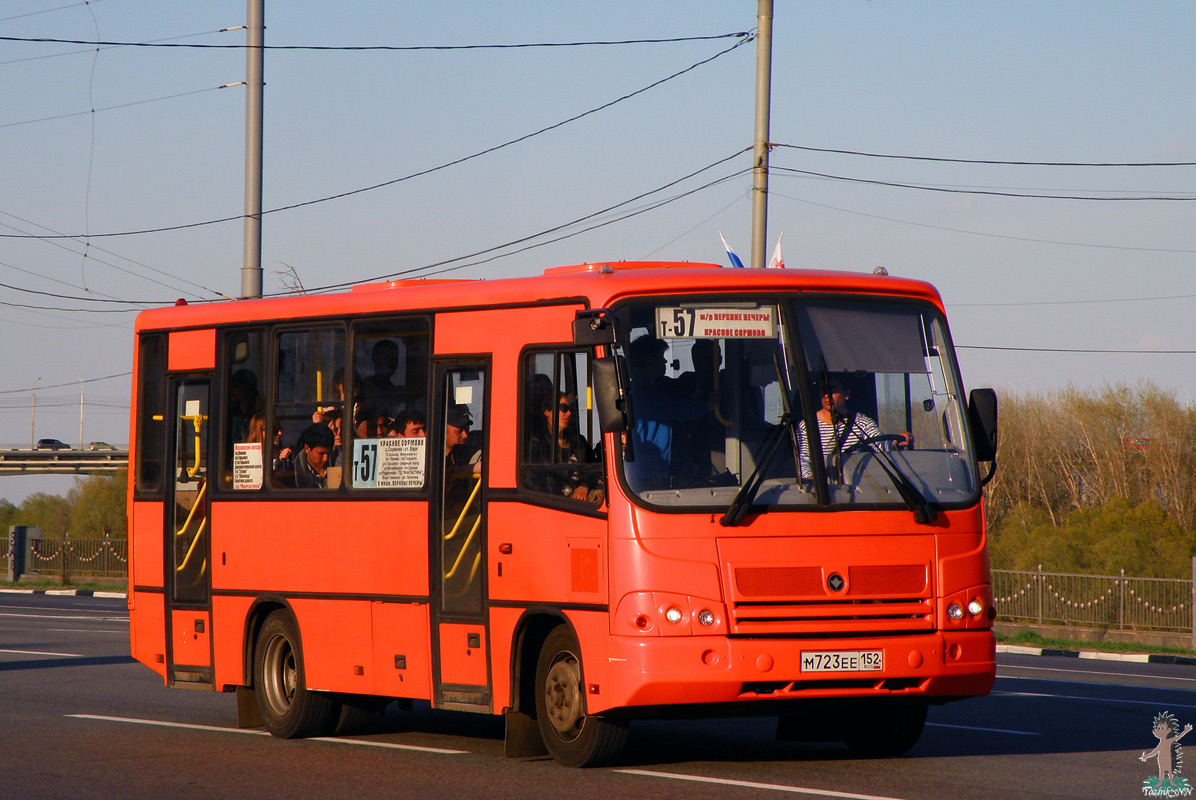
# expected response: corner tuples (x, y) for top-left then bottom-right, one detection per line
(728, 564), (934, 635)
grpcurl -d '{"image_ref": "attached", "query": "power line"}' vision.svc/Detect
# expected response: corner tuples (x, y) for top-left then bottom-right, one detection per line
(0, 31), (751, 51)
(302, 149), (752, 293)
(771, 165), (1196, 201)
(0, 372), (131, 395)
(770, 191), (1196, 255)
(771, 142), (1196, 168)
(0, 35), (752, 242)
(0, 85), (226, 130)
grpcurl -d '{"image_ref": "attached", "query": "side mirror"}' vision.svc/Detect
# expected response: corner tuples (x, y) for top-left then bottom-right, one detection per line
(592, 356), (629, 434)
(573, 309), (615, 346)
(968, 388), (998, 462)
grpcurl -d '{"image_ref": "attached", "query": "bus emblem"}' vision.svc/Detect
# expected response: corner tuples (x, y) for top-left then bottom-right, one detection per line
(827, 573), (845, 592)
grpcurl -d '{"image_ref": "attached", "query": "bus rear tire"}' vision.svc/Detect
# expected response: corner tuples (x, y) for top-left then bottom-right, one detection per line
(533, 626), (628, 767)
(843, 701), (926, 757)
(254, 610), (335, 739)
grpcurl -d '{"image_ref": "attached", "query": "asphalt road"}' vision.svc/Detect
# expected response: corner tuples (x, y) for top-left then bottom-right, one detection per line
(2, 592), (1191, 800)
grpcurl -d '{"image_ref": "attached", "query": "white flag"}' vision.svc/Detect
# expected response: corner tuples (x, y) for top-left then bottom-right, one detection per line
(767, 232), (785, 269)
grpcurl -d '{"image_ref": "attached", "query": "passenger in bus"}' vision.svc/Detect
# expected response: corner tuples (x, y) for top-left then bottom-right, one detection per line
(246, 412), (292, 470)
(288, 423), (336, 489)
(445, 404), (475, 468)
(624, 336), (707, 489)
(797, 373), (910, 481)
(228, 369), (261, 444)
(526, 392), (603, 503)
(390, 409), (426, 437)
(319, 408), (343, 467)
(363, 339), (405, 414)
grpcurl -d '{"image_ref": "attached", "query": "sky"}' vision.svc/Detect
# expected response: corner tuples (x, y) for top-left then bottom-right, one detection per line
(1, 1), (1193, 502)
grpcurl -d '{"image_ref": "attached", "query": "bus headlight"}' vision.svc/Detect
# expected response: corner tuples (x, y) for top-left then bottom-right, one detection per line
(967, 599), (984, 617)
(697, 609), (715, 627)
(947, 602), (964, 621)
(665, 606), (683, 624)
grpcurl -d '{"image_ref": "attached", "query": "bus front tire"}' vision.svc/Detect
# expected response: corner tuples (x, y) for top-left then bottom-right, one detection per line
(533, 626), (628, 767)
(253, 610), (335, 738)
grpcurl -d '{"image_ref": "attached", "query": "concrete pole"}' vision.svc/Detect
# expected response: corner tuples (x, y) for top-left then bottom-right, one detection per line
(241, 0), (265, 299)
(749, 0), (774, 270)
(77, 376), (84, 449)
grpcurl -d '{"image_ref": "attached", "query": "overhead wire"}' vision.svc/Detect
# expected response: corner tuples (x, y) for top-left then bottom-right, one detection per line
(0, 33), (754, 242)
(770, 165), (1196, 201)
(0, 31), (751, 51)
(301, 149), (752, 292)
(771, 142), (1196, 168)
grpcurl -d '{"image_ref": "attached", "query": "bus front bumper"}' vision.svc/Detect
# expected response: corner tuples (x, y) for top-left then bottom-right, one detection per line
(588, 629), (995, 715)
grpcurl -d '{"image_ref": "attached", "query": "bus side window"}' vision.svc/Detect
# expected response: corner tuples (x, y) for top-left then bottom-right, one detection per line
(271, 326), (346, 491)
(134, 333), (168, 497)
(519, 349), (605, 506)
(220, 329), (266, 490)
(349, 317), (431, 489)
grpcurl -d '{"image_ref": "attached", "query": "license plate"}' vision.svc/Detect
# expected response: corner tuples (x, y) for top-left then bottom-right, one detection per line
(800, 649), (883, 673)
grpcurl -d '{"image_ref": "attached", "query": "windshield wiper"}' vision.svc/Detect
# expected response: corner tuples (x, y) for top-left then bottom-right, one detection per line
(720, 410), (796, 527)
(848, 434), (938, 525)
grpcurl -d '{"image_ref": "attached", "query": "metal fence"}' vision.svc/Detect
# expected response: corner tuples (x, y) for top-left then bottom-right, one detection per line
(993, 567), (1194, 635)
(2, 535), (127, 580)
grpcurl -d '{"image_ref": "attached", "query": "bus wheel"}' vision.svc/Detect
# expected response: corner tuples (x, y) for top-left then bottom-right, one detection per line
(533, 626), (628, 767)
(843, 702), (927, 757)
(254, 610), (335, 739)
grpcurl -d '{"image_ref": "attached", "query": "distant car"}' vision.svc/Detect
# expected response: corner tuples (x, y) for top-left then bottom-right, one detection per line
(87, 441), (117, 451)
(36, 438), (70, 450)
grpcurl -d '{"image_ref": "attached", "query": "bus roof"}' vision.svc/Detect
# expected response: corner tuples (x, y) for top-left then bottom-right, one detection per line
(133, 262), (945, 332)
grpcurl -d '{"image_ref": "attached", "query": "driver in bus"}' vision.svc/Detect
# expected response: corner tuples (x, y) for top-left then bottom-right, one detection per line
(797, 373), (910, 481)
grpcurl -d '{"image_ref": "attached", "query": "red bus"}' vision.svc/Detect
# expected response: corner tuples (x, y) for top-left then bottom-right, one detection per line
(127, 261), (998, 766)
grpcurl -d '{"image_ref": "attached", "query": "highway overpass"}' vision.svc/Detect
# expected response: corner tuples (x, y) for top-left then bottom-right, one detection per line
(0, 449), (128, 475)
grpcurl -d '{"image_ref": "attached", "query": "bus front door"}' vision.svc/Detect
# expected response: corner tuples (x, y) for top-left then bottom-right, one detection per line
(431, 361), (492, 713)
(164, 378), (214, 688)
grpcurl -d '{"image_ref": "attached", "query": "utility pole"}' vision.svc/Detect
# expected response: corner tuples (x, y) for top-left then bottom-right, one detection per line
(241, 0), (265, 299)
(29, 377), (40, 450)
(749, 0), (774, 270)
(77, 376), (84, 449)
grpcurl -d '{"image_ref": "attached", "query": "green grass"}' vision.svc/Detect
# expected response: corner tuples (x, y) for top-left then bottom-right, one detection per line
(997, 629), (1195, 657)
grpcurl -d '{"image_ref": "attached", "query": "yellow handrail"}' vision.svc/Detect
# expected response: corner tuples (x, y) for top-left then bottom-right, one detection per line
(444, 515), (482, 580)
(176, 516), (207, 574)
(174, 479), (208, 538)
(179, 413), (208, 477)
(443, 473), (482, 542)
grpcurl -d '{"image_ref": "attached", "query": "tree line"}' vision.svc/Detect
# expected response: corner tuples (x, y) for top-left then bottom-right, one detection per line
(985, 383), (1196, 578)
(0, 470), (127, 542)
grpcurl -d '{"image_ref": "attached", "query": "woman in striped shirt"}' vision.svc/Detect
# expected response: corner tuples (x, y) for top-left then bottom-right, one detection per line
(797, 375), (910, 481)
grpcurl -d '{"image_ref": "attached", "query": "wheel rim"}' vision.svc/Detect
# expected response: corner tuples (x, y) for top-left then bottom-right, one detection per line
(262, 632), (298, 716)
(543, 650), (584, 742)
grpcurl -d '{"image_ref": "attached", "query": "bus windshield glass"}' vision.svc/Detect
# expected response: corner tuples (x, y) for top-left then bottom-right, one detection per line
(615, 296), (979, 511)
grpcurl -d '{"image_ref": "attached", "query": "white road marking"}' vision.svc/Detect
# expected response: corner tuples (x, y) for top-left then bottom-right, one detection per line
(615, 769), (911, 800)
(925, 722), (1038, 736)
(994, 689), (1196, 709)
(0, 611), (127, 622)
(999, 664), (1196, 684)
(0, 648), (82, 657)
(46, 628), (127, 634)
(66, 714), (468, 754)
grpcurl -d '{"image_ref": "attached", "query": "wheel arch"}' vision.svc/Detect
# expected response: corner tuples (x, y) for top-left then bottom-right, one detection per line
(507, 607), (577, 717)
(240, 594), (297, 689)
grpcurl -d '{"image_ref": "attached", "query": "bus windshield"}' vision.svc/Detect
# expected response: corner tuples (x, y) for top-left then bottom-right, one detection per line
(615, 296), (979, 511)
